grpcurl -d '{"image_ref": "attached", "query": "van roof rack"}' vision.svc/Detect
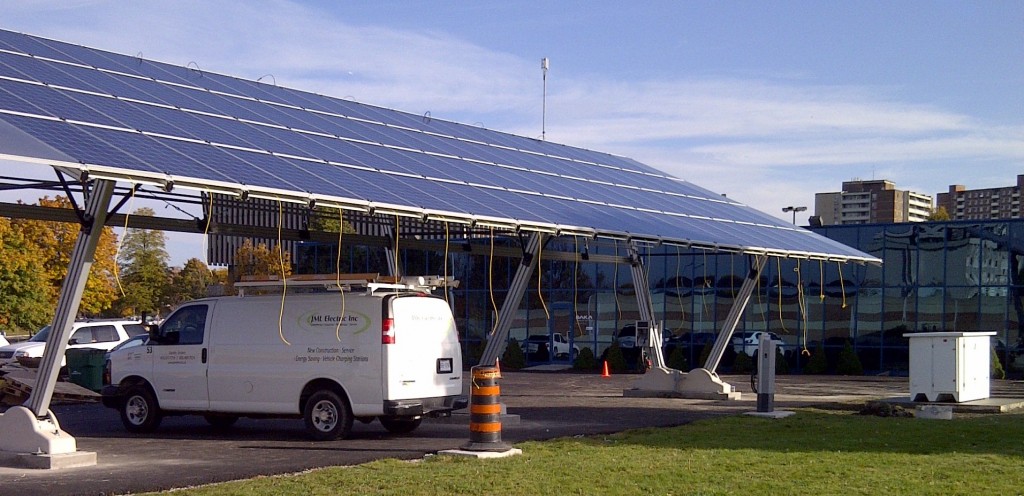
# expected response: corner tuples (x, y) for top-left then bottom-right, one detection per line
(233, 273), (459, 296)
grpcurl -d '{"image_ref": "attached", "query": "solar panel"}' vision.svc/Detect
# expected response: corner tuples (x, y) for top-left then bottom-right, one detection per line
(0, 29), (878, 263)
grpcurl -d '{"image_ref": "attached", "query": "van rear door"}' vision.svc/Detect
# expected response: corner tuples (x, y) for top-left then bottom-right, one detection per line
(383, 295), (462, 403)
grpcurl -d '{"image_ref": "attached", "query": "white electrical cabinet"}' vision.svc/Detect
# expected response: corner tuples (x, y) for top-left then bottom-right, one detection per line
(904, 331), (995, 403)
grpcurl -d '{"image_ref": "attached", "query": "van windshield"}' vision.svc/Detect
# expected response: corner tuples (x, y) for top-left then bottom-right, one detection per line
(29, 326), (51, 342)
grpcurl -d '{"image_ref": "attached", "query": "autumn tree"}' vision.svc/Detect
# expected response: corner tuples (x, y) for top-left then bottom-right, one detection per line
(233, 239), (292, 280)
(115, 207), (170, 316)
(167, 258), (213, 305)
(10, 196), (119, 316)
(0, 217), (51, 332)
(927, 206), (951, 221)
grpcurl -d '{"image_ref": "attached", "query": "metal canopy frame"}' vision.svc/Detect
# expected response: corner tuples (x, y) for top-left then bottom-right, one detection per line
(0, 28), (883, 463)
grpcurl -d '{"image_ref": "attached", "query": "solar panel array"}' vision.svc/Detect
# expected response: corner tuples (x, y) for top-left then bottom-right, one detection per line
(0, 29), (877, 263)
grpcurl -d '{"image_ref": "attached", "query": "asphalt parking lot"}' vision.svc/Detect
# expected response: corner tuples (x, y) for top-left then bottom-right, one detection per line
(1, 372), (1021, 496)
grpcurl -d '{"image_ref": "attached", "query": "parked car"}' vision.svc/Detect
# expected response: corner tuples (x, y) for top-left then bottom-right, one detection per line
(731, 331), (784, 356)
(523, 334), (580, 360)
(0, 319), (146, 368)
(0, 331), (8, 347)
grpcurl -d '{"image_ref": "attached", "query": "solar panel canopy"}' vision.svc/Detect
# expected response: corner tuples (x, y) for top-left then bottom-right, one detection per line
(0, 29), (879, 264)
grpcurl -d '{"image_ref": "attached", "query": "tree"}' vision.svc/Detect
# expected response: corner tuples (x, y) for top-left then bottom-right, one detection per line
(115, 207), (170, 316)
(168, 258), (214, 305)
(927, 206), (951, 221)
(10, 196), (120, 316)
(0, 218), (51, 333)
(233, 239), (292, 280)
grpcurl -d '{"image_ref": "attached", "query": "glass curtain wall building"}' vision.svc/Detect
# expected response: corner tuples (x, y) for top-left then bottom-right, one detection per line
(295, 218), (1024, 375)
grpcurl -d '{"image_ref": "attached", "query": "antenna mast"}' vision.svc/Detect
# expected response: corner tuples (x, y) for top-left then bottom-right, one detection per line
(541, 57), (549, 141)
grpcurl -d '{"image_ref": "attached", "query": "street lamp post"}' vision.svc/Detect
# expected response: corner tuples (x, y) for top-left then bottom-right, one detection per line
(782, 206), (807, 225)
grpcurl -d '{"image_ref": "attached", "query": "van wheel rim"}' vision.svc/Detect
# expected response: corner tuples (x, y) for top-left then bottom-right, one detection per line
(126, 396), (148, 425)
(311, 400), (338, 432)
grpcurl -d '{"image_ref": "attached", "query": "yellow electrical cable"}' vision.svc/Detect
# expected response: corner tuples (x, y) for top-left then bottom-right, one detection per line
(393, 215), (400, 278)
(838, 261), (847, 308)
(573, 235), (582, 335)
(819, 260), (825, 301)
(796, 260), (808, 355)
(675, 246), (684, 325)
(113, 184), (136, 298)
(757, 263), (767, 328)
(777, 257), (788, 334)
(537, 234), (549, 320)
(613, 240), (621, 321)
(202, 192), (213, 260)
(488, 227), (497, 334)
(277, 199), (290, 346)
(443, 221), (450, 307)
(334, 208), (345, 342)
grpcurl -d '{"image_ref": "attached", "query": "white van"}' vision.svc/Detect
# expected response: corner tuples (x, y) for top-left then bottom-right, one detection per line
(102, 284), (465, 440)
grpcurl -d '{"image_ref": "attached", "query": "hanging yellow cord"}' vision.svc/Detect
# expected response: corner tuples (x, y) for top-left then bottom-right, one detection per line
(573, 236), (582, 335)
(202, 192), (213, 261)
(488, 227), (498, 334)
(675, 246), (685, 325)
(277, 199), (291, 345)
(776, 257), (788, 334)
(796, 260), (809, 355)
(113, 184), (137, 298)
(837, 261), (847, 308)
(393, 215), (400, 278)
(757, 264), (767, 328)
(613, 240), (621, 321)
(819, 260), (826, 302)
(537, 234), (549, 320)
(334, 208), (345, 342)
(443, 221), (450, 307)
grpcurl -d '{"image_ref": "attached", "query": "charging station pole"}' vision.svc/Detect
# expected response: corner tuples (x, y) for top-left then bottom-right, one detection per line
(756, 333), (776, 413)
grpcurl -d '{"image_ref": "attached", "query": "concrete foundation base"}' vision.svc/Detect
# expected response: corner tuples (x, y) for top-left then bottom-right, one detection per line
(624, 367), (741, 400)
(437, 447), (522, 459)
(916, 405), (954, 420)
(0, 406), (94, 469)
(744, 410), (796, 419)
(0, 450), (97, 470)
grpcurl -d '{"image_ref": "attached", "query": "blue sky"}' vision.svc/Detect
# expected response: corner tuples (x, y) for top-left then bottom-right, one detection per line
(4, 0), (1023, 265)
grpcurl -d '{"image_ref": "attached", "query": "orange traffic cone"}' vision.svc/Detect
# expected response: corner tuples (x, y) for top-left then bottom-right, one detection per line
(601, 360), (610, 378)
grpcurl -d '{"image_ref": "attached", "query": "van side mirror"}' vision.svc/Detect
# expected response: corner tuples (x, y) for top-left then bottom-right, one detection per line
(147, 323), (161, 341)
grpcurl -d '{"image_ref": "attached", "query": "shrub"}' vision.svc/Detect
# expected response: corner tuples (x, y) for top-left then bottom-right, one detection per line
(803, 342), (828, 375)
(573, 346), (598, 371)
(775, 348), (790, 375)
(666, 346), (689, 371)
(604, 341), (628, 373)
(500, 338), (526, 371)
(992, 345), (1006, 380)
(698, 341), (713, 367)
(836, 340), (863, 376)
(732, 351), (753, 374)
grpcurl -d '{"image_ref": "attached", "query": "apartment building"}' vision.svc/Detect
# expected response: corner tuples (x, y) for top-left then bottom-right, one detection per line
(936, 174), (1024, 221)
(814, 180), (933, 225)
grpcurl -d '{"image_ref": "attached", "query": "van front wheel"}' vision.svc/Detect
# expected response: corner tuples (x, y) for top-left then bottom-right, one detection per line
(303, 390), (352, 440)
(120, 386), (162, 433)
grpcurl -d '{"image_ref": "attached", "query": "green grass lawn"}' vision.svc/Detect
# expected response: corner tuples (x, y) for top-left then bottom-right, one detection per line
(157, 409), (1024, 496)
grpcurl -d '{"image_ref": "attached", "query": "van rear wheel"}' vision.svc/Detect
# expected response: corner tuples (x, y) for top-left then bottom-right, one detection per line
(379, 416), (422, 434)
(120, 385), (162, 433)
(303, 390), (353, 440)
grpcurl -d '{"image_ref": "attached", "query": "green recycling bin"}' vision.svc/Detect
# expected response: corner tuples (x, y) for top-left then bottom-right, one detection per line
(66, 348), (107, 392)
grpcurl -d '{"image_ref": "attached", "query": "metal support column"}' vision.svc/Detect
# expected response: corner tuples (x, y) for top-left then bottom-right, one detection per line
(0, 179), (113, 465)
(627, 242), (664, 368)
(628, 253), (768, 400)
(479, 233), (544, 368)
(703, 254), (768, 372)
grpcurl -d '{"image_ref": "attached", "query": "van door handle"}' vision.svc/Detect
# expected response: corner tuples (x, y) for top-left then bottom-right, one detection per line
(202, 348), (207, 364)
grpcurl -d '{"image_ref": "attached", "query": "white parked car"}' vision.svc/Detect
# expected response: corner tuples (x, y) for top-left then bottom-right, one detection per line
(0, 319), (146, 368)
(0, 332), (8, 347)
(524, 334), (580, 359)
(731, 331), (785, 356)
